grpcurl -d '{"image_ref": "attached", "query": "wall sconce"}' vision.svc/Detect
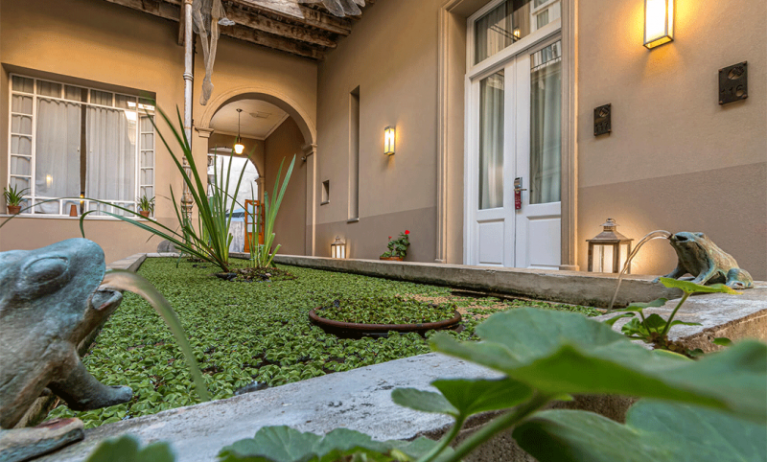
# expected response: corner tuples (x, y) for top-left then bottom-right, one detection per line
(331, 236), (347, 259)
(384, 126), (396, 156)
(587, 218), (633, 274)
(644, 0), (674, 49)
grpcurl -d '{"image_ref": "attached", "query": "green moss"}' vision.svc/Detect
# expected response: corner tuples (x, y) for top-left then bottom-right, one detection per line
(318, 297), (457, 324)
(47, 258), (598, 428)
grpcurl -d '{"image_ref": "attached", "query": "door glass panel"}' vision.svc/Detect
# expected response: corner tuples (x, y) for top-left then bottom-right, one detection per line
(475, 0), (534, 64)
(530, 41), (562, 204)
(479, 70), (505, 210)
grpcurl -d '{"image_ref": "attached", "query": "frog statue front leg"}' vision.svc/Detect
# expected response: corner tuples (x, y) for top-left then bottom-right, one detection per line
(653, 232), (753, 290)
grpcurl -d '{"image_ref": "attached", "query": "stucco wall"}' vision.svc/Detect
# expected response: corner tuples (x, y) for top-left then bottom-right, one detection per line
(264, 118), (307, 256)
(316, 0), (441, 262)
(577, 0), (767, 279)
(0, 0), (317, 263)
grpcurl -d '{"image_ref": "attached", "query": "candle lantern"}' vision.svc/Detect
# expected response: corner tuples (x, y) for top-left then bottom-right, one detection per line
(587, 218), (633, 274)
(331, 236), (347, 259)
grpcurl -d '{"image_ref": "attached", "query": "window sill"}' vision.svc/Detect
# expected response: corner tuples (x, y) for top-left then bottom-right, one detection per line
(0, 214), (150, 222)
(347, 218), (360, 223)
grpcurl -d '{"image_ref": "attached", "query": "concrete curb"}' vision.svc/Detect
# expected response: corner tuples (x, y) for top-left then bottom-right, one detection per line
(260, 254), (680, 308)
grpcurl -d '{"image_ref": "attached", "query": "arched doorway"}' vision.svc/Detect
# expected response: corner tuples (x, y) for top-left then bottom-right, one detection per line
(198, 89), (313, 256)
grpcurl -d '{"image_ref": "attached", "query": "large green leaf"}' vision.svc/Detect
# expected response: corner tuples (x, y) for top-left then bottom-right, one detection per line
(217, 427), (441, 462)
(431, 378), (533, 417)
(431, 308), (766, 420)
(85, 436), (175, 462)
(391, 388), (458, 416)
(513, 400), (767, 462)
(659, 278), (741, 295)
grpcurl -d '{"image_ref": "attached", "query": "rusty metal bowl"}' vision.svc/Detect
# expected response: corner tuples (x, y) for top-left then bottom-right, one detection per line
(309, 308), (463, 338)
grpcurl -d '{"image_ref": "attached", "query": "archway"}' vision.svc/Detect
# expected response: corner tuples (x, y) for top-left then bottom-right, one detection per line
(197, 87), (314, 256)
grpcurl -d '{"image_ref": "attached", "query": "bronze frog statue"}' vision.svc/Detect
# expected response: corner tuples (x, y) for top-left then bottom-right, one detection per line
(654, 232), (753, 290)
(0, 239), (133, 431)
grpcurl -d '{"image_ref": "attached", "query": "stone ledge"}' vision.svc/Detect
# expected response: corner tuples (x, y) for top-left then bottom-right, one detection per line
(263, 254), (679, 308)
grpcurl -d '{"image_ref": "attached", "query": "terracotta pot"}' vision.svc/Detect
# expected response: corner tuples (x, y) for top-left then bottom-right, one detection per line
(7, 205), (21, 215)
(379, 256), (404, 261)
(139, 210), (151, 218)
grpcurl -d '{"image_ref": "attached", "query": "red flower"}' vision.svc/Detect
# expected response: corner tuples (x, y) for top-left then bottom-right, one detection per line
(405, 230), (410, 235)
(388, 236), (392, 239)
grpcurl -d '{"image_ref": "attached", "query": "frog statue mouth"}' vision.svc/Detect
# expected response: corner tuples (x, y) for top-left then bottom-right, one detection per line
(89, 286), (123, 312)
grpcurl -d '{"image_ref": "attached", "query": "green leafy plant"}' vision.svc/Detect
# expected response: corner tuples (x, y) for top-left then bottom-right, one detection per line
(605, 277), (741, 352)
(85, 435), (174, 462)
(73, 106), (250, 273)
(138, 195), (155, 213)
(3, 184), (28, 207)
(83, 308), (766, 461)
(317, 296), (456, 324)
(381, 231), (410, 259)
(248, 155), (296, 269)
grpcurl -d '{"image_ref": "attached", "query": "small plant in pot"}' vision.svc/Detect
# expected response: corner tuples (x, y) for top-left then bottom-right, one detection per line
(3, 185), (28, 215)
(138, 195), (155, 218)
(380, 230), (410, 261)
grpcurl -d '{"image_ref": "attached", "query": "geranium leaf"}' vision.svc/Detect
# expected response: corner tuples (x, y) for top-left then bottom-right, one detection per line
(513, 400), (767, 462)
(85, 436), (176, 462)
(659, 278), (742, 295)
(217, 427), (439, 462)
(430, 308), (766, 420)
(431, 378), (533, 416)
(391, 388), (458, 416)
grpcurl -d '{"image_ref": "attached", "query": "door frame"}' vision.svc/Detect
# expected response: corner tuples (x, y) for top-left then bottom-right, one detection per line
(436, 0), (578, 268)
(462, 6), (563, 266)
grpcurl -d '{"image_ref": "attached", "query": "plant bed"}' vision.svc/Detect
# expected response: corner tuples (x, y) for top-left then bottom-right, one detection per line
(379, 256), (404, 262)
(310, 297), (462, 338)
(214, 267), (297, 282)
(46, 258), (599, 429)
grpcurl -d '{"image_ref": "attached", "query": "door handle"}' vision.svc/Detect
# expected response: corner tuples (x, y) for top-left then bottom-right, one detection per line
(514, 177), (527, 192)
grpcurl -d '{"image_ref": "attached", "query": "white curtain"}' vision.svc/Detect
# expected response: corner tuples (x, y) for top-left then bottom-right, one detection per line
(35, 99), (81, 213)
(86, 107), (136, 209)
(475, 2), (512, 64)
(529, 43), (562, 205)
(479, 71), (505, 210)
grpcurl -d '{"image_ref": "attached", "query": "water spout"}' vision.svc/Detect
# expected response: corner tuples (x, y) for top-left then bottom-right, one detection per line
(101, 269), (210, 402)
(608, 230), (672, 310)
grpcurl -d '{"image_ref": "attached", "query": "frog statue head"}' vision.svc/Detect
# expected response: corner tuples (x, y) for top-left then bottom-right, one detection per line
(0, 239), (133, 430)
(656, 232), (753, 290)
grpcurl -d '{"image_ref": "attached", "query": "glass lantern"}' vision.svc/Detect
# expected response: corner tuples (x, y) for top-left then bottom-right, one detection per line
(587, 218), (633, 274)
(331, 236), (347, 259)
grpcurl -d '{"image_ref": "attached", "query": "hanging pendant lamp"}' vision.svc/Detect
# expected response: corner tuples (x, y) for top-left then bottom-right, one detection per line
(234, 108), (245, 154)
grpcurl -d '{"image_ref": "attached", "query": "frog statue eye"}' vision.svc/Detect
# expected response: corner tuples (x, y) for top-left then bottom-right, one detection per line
(18, 256), (71, 297)
(696, 233), (706, 239)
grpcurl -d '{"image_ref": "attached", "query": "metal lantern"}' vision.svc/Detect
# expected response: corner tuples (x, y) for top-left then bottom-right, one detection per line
(384, 126), (395, 156)
(644, 0), (674, 49)
(587, 218), (633, 274)
(234, 108), (245, 154)
(331, 236), (347, 259)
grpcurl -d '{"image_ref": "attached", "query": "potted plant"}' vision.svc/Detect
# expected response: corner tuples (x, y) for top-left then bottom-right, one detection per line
(138, 195), (155, 218)
(3, 185), (28, 215)
(380, 230), (410, 261)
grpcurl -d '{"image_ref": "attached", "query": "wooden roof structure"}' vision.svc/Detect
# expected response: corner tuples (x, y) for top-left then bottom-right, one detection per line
(101, 0), (375, 60)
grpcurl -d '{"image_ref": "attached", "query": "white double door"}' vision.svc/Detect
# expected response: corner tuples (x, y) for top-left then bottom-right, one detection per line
(466, 39), (562, 269)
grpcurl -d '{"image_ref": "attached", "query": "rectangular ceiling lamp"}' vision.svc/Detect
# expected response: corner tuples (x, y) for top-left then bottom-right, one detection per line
(644, 0), (674, 49)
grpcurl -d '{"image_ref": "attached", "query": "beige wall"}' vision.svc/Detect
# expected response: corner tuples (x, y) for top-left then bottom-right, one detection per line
(577, 0), (767, 279)
(264, 118), (306, 255)
(0, 0), (317, 263)
(316, 0), (442, 261)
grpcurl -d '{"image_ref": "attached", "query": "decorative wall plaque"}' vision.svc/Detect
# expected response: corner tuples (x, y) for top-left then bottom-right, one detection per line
(594, 104), (612, 136)
(719, 62), (748, 105)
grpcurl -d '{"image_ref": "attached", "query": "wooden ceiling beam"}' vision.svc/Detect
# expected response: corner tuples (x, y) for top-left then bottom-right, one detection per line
(162, 0), (337, 48)
(101, 0), (324, 59)
(230, 0), (352, 36)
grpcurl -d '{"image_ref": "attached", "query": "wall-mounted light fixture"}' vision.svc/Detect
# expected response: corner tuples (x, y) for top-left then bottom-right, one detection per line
(384, 126), (396, 156)
(331, 236), (347, 259)
(234, 108), (245, 154)
(644, 0), (674, 49)
(587, 218), (633, 274)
